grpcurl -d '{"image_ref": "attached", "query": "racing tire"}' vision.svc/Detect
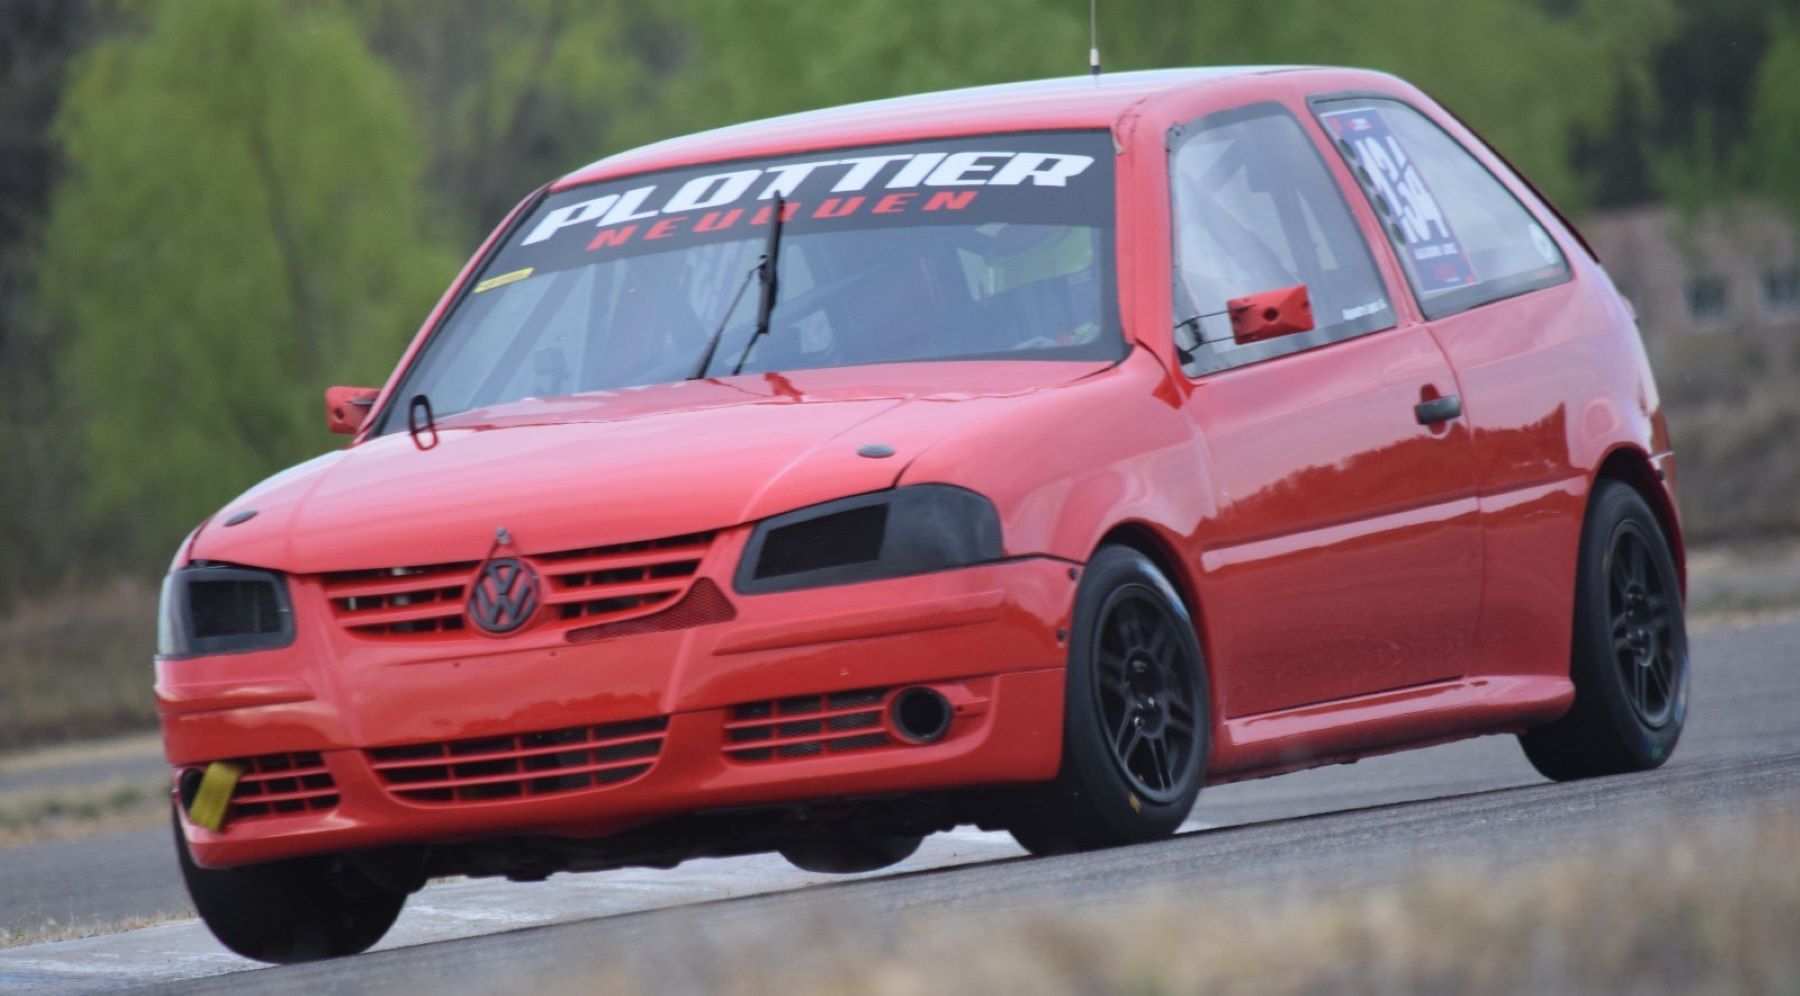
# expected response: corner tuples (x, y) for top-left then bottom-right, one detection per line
(778, 833), (923, 873)
(173, 806), (407, 963)
(1520, 479), (1689, 781)
(1009, 545), (1209, 855)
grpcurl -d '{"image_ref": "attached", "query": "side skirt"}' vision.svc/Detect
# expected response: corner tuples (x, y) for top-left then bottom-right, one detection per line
(1204, 674), (1573, 784)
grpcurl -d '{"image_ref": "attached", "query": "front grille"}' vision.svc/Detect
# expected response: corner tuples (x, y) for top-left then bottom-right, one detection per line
(366, 718), (667, 804)
(565, 578), (735, 644)
(725, 688), (896, 762)
(320, 561), (478, 637)
(225, 752), (339, 821)
(319, 531), (714, 639)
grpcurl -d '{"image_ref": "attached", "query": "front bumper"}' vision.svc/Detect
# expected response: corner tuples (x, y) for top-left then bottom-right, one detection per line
(157, 549), (1076, 869)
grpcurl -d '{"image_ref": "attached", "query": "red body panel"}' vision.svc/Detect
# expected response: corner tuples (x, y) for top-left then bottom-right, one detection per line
(160, 67), (1678, 869)
(1187, 324), (1481, 718)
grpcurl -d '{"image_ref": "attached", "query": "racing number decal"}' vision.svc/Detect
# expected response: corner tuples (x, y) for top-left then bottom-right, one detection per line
(1321, 107), (1478, 295)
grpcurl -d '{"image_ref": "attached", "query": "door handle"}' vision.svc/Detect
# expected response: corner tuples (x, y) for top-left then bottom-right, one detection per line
(1414, 395), (1462, 425)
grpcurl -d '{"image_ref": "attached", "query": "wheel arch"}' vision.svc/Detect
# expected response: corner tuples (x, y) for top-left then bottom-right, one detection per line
(1091, 521), (1215, 676)
(1593, 444), (1686, 596)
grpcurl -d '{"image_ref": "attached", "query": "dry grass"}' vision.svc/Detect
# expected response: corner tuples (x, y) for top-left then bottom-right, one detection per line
(0, 778), (168, 847)
(0, 730), (162, 777)
(547, 814), (1800, 996)
(0, 578), (158, 750)
(0, 911), (190, 951)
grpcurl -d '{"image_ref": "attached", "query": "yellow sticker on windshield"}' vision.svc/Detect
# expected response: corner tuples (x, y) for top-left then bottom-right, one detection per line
(473, 267), (534, 293)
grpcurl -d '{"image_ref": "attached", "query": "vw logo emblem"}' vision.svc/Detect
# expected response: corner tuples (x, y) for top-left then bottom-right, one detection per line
(468, 557), (540, 635)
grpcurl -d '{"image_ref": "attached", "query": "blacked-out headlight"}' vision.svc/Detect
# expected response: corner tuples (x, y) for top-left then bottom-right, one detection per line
(157, 564), (296, 658)
(734, 485), (1004, 594)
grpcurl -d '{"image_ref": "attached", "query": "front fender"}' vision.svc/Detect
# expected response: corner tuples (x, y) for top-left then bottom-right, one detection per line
(899, 347), (1212, 566)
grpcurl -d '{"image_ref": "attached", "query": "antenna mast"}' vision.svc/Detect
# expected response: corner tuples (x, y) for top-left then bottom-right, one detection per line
(1089, 0), (1101, 76)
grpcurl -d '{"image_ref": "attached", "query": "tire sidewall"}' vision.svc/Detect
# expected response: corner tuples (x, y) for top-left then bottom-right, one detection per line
(173, 806), (404, 962)
(1576, 482), (1689, 768)
(1059, 546), (1210, 839)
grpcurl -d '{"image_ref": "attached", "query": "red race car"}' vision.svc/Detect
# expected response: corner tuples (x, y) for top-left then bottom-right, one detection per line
(157, 66), (1688, 962)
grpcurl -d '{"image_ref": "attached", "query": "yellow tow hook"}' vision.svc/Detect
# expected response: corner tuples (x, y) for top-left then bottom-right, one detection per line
(186, 761), (243, 832)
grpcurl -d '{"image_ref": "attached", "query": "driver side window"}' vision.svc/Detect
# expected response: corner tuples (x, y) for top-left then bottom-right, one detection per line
(1171, 104), (1394, 375)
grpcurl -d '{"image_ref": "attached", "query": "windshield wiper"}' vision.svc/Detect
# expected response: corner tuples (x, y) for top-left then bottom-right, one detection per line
(731, 194), (787, 376)
(688, 265), (758, 380)
(688, 195), (787, 381)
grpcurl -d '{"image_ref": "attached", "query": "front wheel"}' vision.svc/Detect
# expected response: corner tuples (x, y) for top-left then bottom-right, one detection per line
(174, 807), (407, 963)
(779, 833), (922, 873)
(1520, 480), (1689, 780)
(1009, 545), (1209, 855)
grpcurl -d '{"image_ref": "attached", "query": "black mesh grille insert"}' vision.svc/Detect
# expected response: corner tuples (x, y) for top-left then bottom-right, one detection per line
(754, 505), (887, 579)
(189, 579), (281, 638)
(366, 718), (667, 805)
(724, 687), (910, 763)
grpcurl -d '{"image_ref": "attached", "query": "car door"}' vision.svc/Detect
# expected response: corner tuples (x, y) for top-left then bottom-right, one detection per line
(1310, 95), (1589, 682)
(1172, 102), (1483, 718)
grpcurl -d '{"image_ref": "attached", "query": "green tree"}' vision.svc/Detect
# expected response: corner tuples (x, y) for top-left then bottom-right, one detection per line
(39, 0), (456, 565)
(0, 0), (106, 600)
(355, 0), (682, 239)
(1748, 16), (1800, 220)
(650, 0), (1088, 139)
(1100, 0), (1676, 211)
(647, 0), (1671, 212)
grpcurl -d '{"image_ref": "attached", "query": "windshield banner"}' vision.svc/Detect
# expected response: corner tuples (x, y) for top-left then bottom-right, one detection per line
(488, 132), (1114, 274)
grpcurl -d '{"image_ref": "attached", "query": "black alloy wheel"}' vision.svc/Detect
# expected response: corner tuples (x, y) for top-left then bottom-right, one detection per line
(1607, 520), (1680, 729)
(1009, 545), (1209, 855)
(1521, 479), (1689, 781)
(1093, 587), (1204, 804)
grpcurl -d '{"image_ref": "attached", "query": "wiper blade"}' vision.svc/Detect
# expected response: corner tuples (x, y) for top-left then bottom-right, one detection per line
(688, 195), (787, 381)
(731, 194), (787, 377)
(688, 262), (759, 380)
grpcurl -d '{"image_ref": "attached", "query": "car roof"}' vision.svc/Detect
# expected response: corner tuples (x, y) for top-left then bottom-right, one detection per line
(554, 66), (1325, 190)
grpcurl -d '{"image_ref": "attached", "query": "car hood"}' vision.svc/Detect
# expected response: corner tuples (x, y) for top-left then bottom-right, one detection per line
(191, 360), (1111, 574)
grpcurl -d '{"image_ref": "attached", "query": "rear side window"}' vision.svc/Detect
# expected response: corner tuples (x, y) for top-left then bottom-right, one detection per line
(1315, 98), (1569, 319)
(1170, 104), (1394, 376)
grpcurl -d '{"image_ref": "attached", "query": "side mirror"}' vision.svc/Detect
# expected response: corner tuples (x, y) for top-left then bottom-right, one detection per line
(325, 386), (379, 435)
(1228, 283), (1314, 345)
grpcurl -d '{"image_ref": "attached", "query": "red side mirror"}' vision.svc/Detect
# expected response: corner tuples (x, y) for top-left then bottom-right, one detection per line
(1228, 284), (1314, 345)
(325, 386), (379, 435)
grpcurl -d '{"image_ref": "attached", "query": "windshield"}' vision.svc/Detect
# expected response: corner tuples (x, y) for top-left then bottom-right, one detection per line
(376, 131), (1119, 431)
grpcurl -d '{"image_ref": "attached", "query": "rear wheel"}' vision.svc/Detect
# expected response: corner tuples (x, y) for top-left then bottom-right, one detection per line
(173, 807), (407, 963)
(1520, 480), (1689, 780)
(1009, 546), (1209, 855)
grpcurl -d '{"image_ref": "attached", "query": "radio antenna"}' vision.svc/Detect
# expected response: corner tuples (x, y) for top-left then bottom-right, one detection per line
(1089, 0), (1101, 76)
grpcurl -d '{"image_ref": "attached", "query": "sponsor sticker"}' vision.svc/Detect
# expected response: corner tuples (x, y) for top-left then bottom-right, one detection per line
(1322, 107), (1478, 295)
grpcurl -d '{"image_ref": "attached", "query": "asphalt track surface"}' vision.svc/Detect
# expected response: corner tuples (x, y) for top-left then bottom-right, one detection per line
(4, 612), (1797, 993)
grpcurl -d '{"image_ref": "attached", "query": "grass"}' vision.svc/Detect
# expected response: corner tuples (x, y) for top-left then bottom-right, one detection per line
(0, 778), (169, 846)
(0, 911), (190, 951)
(543, 813), (1800, 995)
(0, 578), (158, 751)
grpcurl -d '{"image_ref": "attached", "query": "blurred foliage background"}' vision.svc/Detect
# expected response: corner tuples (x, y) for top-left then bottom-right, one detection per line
(0, 0), (1796, 744)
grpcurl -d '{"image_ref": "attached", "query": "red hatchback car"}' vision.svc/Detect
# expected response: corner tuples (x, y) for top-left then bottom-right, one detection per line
(157, 67), (1688, 962)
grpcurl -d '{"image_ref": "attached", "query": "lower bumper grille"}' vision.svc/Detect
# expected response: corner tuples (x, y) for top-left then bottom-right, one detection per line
(725, 688), (897, 762)
(226, 752), (340, 821)
(367, 718), (668, 805)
